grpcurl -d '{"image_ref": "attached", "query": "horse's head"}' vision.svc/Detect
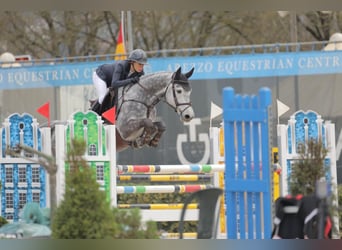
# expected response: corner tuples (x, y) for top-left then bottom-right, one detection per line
(166, 67), (195, 122)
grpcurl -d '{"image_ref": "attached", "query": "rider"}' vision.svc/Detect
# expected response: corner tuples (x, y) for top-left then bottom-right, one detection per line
(91, 49), (148, 114)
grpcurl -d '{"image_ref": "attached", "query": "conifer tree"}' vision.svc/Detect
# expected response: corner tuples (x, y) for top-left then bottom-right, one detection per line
(51, 139), (118, 238)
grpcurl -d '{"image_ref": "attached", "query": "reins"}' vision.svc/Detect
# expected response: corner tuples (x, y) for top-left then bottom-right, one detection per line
(166, 73), (192, 115)
(116, 73), (192, 119)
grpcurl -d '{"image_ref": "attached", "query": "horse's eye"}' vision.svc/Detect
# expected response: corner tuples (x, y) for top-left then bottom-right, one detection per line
(176, 89), (182, 94)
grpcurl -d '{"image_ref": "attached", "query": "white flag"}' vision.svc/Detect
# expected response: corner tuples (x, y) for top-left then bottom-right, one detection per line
(277, 99), (290, 117)
(210, 101), (223, 120)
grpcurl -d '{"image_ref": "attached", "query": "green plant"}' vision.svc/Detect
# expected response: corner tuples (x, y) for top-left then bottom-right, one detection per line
(117, 181), (207, 233)
(0, 216), (8, 228)
(51, 138), (158, 239)
(289, 139), (328, 196)
(338, 185), (342, 237)
(51, 139), (118, 239)
(112, 208), (158, 239)
(289, 138), (341, 237)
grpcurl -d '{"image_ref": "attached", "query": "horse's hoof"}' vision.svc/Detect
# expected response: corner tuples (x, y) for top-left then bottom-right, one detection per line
(130, 140), (144, 149)
(148, 140), (159, 147)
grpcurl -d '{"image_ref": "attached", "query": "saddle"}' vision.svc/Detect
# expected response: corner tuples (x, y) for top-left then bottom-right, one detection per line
(90, 88), (117, 120)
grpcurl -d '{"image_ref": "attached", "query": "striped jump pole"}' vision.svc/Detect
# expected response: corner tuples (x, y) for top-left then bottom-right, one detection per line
(160, 232), (197, 239)
(117, 164), (224, 174)
(117, 174), (212, 182)
(118, 203), (199, 209)
(117, 184), (213, 194)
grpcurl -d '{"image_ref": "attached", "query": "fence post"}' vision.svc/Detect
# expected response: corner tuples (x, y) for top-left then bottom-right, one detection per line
(223, 87), (272, 239)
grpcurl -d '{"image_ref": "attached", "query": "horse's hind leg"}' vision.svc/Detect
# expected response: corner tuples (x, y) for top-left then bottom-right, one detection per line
(148, 121), (166, 147)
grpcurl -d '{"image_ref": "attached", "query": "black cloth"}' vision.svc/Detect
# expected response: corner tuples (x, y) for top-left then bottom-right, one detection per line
(95, 60), (144, 88)
(271, 195), (332, 239)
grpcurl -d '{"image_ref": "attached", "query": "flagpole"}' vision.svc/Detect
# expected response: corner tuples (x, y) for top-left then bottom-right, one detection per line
(277, 113), (280, 125)
(277, 102), (280, 124)
(127, 11), (134, 52)
(277, 100), (280, 125)
(121, 11), (125, 51)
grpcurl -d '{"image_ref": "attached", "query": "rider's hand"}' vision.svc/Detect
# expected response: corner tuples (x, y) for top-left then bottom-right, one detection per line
(131, 76), (140, 84)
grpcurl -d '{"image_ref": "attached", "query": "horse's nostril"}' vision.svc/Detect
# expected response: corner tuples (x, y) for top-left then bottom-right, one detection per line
(184, 114), (191, 120)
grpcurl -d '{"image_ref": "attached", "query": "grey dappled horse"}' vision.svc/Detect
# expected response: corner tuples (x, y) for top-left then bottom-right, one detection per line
(105, 67), (195, 152)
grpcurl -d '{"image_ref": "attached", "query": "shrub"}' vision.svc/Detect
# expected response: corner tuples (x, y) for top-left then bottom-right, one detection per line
(0, 217), (8, 228)
(51, 139), (118, 239)
(289, 139), (328, 196)
(51, 138), (158, 239)
(113, 208), (158, 239)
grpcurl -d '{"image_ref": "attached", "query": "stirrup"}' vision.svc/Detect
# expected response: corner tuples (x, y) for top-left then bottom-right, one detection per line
(91, 101), (101, 115)
(89, 99), (97, 107)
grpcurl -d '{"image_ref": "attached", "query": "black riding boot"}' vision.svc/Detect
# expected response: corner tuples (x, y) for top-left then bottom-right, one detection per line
(91, 101), (101, 115)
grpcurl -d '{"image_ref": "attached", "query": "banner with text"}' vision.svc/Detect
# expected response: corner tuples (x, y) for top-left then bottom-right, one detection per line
(0, 50), (342, 89)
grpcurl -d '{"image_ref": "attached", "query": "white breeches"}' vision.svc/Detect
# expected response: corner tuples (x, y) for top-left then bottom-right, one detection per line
(93, 71), (108, 104)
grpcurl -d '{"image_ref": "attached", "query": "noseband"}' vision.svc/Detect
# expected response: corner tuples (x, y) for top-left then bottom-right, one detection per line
(117, 73), (192, 119)
(164, 74), (192, 116)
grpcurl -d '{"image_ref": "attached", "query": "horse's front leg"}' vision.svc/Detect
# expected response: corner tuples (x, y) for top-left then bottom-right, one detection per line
(119, 118), (157, 144)
(148, 121), (166, 147)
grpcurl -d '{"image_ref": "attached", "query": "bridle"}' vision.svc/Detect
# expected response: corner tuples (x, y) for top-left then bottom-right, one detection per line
(117, 73), (192, 118)
(163, 73), (193, 117)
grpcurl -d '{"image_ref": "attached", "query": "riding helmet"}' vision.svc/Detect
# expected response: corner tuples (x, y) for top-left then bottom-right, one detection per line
(128, 49), (148, 64)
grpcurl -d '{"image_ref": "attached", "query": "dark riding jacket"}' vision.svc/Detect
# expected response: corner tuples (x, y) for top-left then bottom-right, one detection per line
(96, 60), (144, 88)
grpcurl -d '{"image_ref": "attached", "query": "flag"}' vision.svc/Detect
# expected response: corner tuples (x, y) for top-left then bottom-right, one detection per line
(37, 101), (50, 126)
(102, 107), (116, 125)
(210, 101), (223, 120)
(114, 22), (126, 60)
(277, 99), (290, 117)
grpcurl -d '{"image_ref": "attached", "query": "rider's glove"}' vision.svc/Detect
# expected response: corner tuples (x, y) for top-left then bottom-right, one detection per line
(131, 76), (140, 84)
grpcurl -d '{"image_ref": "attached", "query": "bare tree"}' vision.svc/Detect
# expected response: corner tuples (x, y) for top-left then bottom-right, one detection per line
(297, 11), (337, 41)
(1, 11), (342, 59)
(0, 11), (121, 58)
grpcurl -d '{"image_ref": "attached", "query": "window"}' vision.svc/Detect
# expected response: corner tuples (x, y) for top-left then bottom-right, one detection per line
(5, 192), (14, 210)
(89, 144), (97, 156)
(31, 167), (40, 183)
(5, 167), (13, 184)
(5, 214), (13, 221)
(18, 192), (27, 209)
(96, 164), (104, 182)
(18, 166), (27, 183)
(32, 192), (40, 204)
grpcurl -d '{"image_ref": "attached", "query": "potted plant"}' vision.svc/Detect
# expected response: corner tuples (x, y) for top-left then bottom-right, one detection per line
(289, 138), (340, 238)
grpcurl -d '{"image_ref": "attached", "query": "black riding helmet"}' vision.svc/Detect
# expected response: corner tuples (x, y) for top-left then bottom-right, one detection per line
(128, 49), (148, 65)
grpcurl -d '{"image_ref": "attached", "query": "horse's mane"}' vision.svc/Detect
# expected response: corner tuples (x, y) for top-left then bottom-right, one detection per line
(141, 71), (190, 88)
(140, 71), (171, 79)
(138, 71), (172, 87)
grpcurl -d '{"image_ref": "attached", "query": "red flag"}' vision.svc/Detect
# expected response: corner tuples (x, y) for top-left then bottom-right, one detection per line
(114, 22), (127, 60)
(102, 107), (116, 124)
(37, 102), (50, 126)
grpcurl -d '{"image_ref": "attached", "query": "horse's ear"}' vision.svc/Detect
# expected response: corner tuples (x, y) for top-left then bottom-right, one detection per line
(185, 67), (194, 79)
(175, 67), (182, 79)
